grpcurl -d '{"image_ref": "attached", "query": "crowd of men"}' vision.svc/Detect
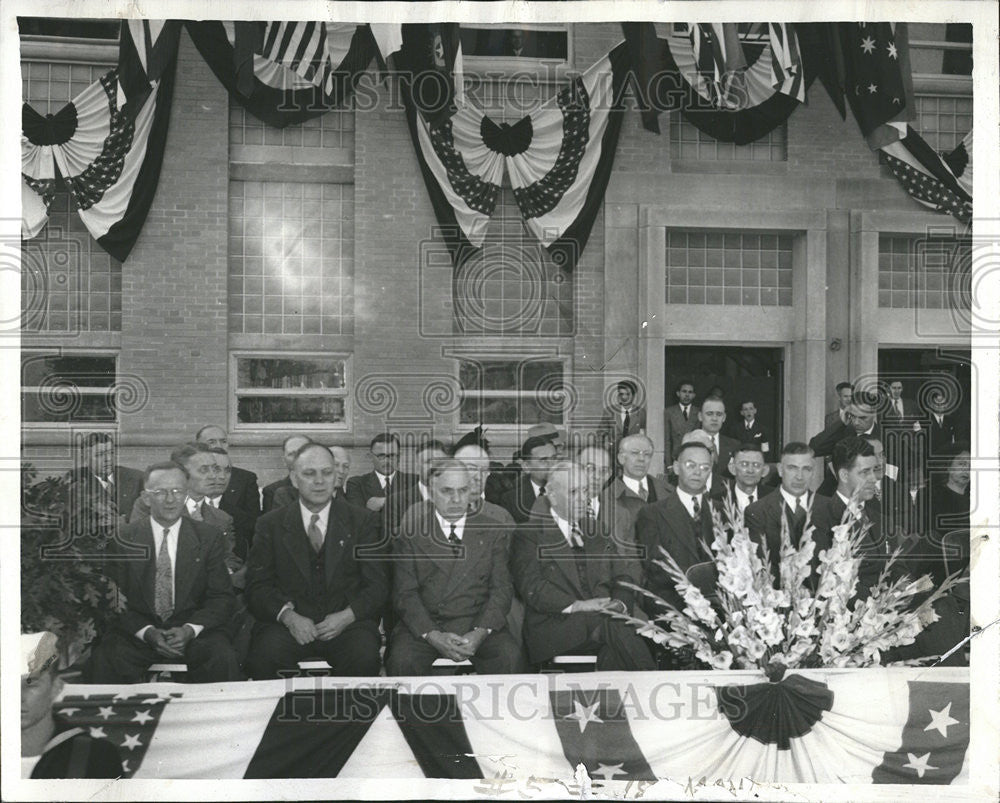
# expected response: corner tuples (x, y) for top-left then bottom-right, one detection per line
(56, 378), (970, 684)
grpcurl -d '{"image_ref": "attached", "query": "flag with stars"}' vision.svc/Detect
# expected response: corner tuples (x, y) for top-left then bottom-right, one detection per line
(880, 127), (972, 224)
(52, 668), (970, 783)
(839, 21), (913, 139)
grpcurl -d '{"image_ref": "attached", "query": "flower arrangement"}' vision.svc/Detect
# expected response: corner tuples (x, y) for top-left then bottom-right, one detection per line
(21, 463), (126, 667)
(615, 496), (965, 671)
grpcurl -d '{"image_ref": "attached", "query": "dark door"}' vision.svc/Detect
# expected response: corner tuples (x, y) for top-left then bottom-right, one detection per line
(664, 346), (785, 454)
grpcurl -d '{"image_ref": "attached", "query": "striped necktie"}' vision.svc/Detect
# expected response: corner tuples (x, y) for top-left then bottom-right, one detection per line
(154, 529), (173, 621)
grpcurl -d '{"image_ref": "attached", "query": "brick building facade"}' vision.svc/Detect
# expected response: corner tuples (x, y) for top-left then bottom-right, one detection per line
(21, 21), (973, 487)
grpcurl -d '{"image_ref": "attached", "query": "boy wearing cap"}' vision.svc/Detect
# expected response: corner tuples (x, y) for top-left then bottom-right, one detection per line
(21, 632), (123, 778)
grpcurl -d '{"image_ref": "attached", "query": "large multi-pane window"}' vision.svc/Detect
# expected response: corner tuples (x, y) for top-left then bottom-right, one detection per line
(21, 351), (119, 426)
(229, 105), (354, 150)
(665, 230), (794, 306)
(878, 234), (970, 310)
(671, 118), (787, 162)
(232, 353), (349, 428)
(458, 358), (567, 427)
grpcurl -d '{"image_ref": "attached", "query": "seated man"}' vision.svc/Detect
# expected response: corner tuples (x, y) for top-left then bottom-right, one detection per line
(195, 425), (261, 558)
(501, 434), (556, 523)
(634, 442), (718, 610)
(22, 632), (123, 778)
(744, 442), (834, 580)
(262, 434), (312, 513)
(453, 442), (514, 524)
(610, 434), (673, 524)
(245, 443), (387, 678)
(345, 433), (420, 533)
(387, 459), (523, 675)
(272, 445), (350, 510)
(87, 461), (241, 683)
(722, 442), (774, 521)
(511, 461), (654, 671)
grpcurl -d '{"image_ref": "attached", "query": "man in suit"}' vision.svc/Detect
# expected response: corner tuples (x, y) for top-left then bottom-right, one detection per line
(810, 393), (881, 459)
(884, 380), (920, 420)
(195, 425), (260, 557)
(634, 442), (718, 611)
(600, 380), (646, 445)
(345, 433), (421, 533)
(272, 445), (350, 511)
(663, 379), (699, 467)
(87, 461), (241, 683)
(674, 430), (727, 501)
(925, 390), (962, 456)
(728, 399), (769, 456)
(262, 435), (312, 513)
(744, 442), (833, 580)
(721, 442), (774, 522)
(511, 461), (654, 671)
(825, 436), (886, 597)
(698, 396), (739, 476)
(387, 459), (523, 675)
(64, 432), (144, 535)
(825, 381), (854, 428)
(580, 444), (641, 561)
(610, 434), (673, 527)
(501, 434), (556, 523)
(131, 443), (245, 587)
(244, 443), (388, 678)
(454, 443), (514, 524)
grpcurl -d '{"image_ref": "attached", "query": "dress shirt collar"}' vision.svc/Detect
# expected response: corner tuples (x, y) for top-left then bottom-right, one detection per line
(418, 481), (430, 500)
(744, 419), (755, 429)
(734, 484), (757, 511)
(435, 511), (467, 541)
(206, 495), (221, 508)
(675, 487), (702, 517)
(622, 474), (646, 496)
(299, 500), (331, 534)
(530, 479), (545, 498)
(185, 496), (204, 516)
(549, 508), (577, 546)
(779, 487), (809, 510)
(376, 470), (395, 488)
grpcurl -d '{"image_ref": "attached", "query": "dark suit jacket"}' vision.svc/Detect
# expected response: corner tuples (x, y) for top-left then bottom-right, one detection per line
(510, 496), (640, 663)
(608, 475), (673, 528)
(220, 466), (260, 558)
(344, 470), (421, 532)
(712, 433), (740, 478)
(720, 479), (775, 521)
(727, 419), (769, 450)
(106, 517), (235, 636)
(826, 493), (886, 596)
(927, 413), (962, 455)
(245, 497), (387, 624)
(600, 405), (647, 442)
(824, 409), (847, 428)
(262, 476), (293, 513)
(392, 502), (513, 638)
(664, 404), (700, 462)
(883, 397), (921, 420)
(501, 474), (546, 524)
(634, 491), (717, 610)
(65, 465), (144, 524)
(744, 490), (834, 579)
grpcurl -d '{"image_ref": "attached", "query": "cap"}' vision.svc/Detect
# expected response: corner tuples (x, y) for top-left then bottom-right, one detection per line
(21, 631), (58, 678)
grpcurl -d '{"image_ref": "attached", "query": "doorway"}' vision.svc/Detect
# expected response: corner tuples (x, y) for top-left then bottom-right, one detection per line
(664, 345), (785, 453)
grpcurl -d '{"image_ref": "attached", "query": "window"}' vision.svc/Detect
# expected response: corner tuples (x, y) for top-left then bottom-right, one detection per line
(458, 358), (566, 426)
(915, 95), (972, 153)
(878, 234), (970, 310)
(228, 181), (353, 335)
(909, 23), (972, 77)
(21, 352), (118, 425)
(665, 230), (794, 306)
(233, 353), (350, 428)
(671, 117), (787, 162)
(229, 103), (354, 150)
(460, 24), (569, 62)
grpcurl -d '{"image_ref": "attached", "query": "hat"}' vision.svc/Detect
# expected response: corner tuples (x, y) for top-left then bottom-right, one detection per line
(527, 423), (560, 441)
(681, 429), (713, 449)
(21, 631), (58, 678)
(454, 426), (490, 453)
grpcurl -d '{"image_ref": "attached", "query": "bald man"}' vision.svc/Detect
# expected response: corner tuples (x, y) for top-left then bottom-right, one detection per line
(262, 435), (312, 513)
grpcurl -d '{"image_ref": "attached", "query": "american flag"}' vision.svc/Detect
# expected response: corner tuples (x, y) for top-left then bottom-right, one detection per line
(260, 22), (361, 95)
(881, 126), (972, 223)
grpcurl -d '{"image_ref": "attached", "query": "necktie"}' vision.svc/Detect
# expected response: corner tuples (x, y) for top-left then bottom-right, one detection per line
(307, 513), (324, 553)
(569, 523), (592, 597)
(895, 399), (903, 417)
(792, 496), (807, 534)
(691, 495), (701, 520)
(746, 421), (752, 430)
(154, 529), (173, 621)
(448, 523), (460, 553)
(586, 500), (597, 520)
(569, 523), (585, 549)
(200, 500), (210, 519)
(935, 414), (943, 427)
(682, 406), (689, 421)
(747, 491), (756, 506)
(188, 501), (204, 522)
(638, 482), (648, 502)
(622, 409), (631, 434)
(105, 473), (115, 489)
(384, 475), (392, 493)
(710, 436), (719, 461)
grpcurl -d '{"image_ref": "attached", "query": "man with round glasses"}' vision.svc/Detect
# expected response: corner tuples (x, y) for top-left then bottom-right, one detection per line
(87, 461), (241, 683)
(723, 442), (773, 518)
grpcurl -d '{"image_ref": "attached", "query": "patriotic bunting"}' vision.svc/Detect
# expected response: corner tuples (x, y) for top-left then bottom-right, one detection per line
(52, 668), (970, 784)
(20, 20), (181, 260)
(881, 128), (973, 223)
(404, 42), (629, 272)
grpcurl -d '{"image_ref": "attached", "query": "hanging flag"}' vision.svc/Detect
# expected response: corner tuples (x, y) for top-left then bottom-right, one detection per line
(396, 23), (464, 129)
(626, 22), (810, 144)
(52, 668), (970, 783)
(943, 128), (973, 196)
(881, 127), (972, 223)
(185, 21), (377, 129)
(20, 20), (181, 261)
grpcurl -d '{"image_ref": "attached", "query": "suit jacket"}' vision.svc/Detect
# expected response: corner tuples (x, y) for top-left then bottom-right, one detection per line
(720, 479), (775, 521)
(927, 413), (962, 455)
(501, 474), (547, 524)
(712, 433), (740, 478)
(220, 466), (260, 558)
(608, 475), (673, 528)
(510, 496), (640, 662)
(824, 409), (847, 428)
(262, 476), (293, 513)
(664, 404), (700, 462)
(106, 517), (235, 636)
(344, 470), (421, 532)
(245, 497), (387, 624)
(392, 502), (513, 638)
(634, 491), (717, 610)
(600, 405), (647, 442)
(825, 493), (886, 596)
(809, 419), (882, 459)
(744, 490), (834, 579)
(883, 397), (920, 420)
(64, 465), (144, 524)
(131, 496), (244, 583)
(727, 419), (769, 452)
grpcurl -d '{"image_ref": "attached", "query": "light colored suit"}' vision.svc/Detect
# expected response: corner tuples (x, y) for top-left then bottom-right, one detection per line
(664, 403), (700, 462)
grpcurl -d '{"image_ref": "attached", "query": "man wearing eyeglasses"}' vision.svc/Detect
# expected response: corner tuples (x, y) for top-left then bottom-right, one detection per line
(87, 461), (241, 683)
(723, 442), (774, 520)
(611, 434), (673, 524)
(345, 433), (420, 531)
(501, 434), (557, 523)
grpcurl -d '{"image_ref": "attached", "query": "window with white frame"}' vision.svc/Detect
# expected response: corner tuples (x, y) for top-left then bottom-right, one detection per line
(458, 358), (567, 427)
(459, 23), (570, 65)
(232, 353), (350, 428)
(22, 351), (118, 425)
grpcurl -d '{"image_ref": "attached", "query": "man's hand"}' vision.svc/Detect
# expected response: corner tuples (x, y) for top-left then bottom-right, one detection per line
(567, 597), (613, 614)
(315, 608), (356, 641)
(426, 631), (469, 662)
(163, 625), (196, 653)
(144, 628), (183, 658)
(366, 496), (387, 512)
(453, 628), (488, 658)
(280, 609), (318, 645)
